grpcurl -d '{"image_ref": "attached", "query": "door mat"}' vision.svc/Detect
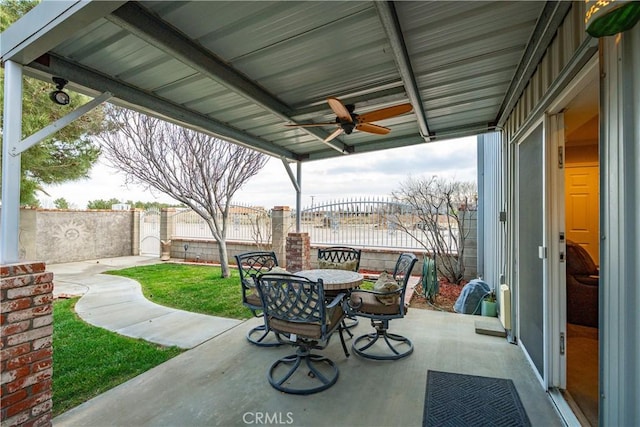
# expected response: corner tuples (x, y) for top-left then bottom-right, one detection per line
(423, 370), (531, 427)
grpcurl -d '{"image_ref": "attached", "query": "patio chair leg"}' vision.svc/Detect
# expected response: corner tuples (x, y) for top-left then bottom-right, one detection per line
(342, 314), (359, 330)
(267, 348), (339, 395)
(341, 319), (354, 338)
(337, 325), (350, 357)
(352, 324), (413, 360)
(247, 324), (283, 347)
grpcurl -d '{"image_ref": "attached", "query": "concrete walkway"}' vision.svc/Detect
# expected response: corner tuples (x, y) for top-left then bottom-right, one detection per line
(50, 256), (242, 349)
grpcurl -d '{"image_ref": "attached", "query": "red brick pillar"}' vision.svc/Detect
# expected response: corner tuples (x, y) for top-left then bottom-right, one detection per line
(286, 233), (311, 273)
(1, 262), (54, 427)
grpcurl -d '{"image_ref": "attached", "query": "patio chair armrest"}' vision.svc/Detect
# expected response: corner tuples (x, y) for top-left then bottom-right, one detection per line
(351, 288), (402, 297)
(326, 292), (346, 309)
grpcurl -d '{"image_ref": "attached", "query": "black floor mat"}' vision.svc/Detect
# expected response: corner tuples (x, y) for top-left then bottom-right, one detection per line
(423, 370), (531, 427)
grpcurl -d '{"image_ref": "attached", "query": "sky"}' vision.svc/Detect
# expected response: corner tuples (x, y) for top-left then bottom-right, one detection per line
(40, 136), (477, 210)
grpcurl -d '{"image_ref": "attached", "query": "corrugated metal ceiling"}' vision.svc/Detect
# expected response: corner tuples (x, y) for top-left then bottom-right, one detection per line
(2, 1), (571, 162)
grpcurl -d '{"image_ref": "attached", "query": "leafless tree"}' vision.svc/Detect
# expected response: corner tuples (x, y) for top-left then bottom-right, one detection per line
(98, 107), (268, 277)
(249, 209), (273, 250)
(391, 176), (477, 284)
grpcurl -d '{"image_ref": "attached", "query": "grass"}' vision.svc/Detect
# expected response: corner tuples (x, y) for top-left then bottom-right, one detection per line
(53, 298), (183, 417)
(105, 263), (253, 319)
(53, 263), (369, 416)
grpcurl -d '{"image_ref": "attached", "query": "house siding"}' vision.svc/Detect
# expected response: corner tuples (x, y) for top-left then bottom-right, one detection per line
(489, 1), (640, 425)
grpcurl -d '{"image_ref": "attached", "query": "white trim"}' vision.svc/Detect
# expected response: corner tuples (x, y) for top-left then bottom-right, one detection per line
(547, 57), (599, 115)
(548, 389), (582, 427)
(546, 113), (567, 389)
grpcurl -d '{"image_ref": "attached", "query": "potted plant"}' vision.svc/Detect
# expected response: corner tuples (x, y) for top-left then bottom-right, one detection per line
(481, 290), (497, 317)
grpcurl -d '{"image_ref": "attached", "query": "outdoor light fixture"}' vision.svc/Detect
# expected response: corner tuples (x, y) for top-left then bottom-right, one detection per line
(49, 77), (70, 105)
(585, 0), (640, 37)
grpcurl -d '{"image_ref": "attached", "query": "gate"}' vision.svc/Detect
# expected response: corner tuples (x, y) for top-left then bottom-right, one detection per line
(140, 207), (161, 256)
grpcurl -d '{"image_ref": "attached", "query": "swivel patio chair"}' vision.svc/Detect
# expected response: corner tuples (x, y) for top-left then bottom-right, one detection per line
(347, 252), (418, 360)
(255, 272), (349, 395)
(235, 251), (284, 347)
(317, 246), (362, 332)
(317, 246), (361, 272)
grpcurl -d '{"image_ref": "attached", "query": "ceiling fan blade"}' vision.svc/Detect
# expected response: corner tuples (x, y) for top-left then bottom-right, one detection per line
(357, 103), (413, 124)
(324, 127), (344, 142)
(285, 122), (337, 127)
(327, 97), (353, 123)
(356, 123), (391, 135)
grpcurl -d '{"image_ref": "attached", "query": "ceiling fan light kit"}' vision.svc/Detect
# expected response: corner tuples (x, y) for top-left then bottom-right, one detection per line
(286, 97), (413, 143)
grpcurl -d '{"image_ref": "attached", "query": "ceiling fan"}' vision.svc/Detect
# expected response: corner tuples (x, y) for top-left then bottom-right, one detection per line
(285, 97), (413, 143)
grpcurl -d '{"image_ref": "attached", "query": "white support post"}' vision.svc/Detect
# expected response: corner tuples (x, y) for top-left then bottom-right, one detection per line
(1, 61), (23, 263)
(0, 65), (112, 264)
(296, 162), (302, 232)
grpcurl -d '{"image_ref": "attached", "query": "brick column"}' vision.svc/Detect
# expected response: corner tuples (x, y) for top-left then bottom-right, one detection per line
(1, 262), (54, 427)
(286, 233), (311, 273)
(271, 206), (291, 267)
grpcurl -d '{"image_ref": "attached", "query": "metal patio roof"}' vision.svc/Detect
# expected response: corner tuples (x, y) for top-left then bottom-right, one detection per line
(1, 1), (570, 162)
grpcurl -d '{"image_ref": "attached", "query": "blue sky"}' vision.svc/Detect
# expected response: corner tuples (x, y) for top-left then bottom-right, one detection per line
(41, 136), (477, 209)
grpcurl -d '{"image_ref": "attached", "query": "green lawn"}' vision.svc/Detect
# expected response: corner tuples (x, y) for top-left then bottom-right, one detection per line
(53, 263), (368, 416)
(105, 263), (253, 319)
(53, 298), (183, 416)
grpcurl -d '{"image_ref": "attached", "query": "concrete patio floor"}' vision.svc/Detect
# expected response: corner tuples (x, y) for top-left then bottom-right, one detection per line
(53, 308), (564, 426)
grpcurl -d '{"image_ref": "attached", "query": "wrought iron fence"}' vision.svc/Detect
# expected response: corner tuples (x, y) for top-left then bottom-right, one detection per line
(171, 204), (272, 244)
(297, 197), (458, 250)
(170, 197), (459, 251)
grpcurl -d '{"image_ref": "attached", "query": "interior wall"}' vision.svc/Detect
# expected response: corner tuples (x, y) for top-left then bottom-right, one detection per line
(565, 144), (598, 164)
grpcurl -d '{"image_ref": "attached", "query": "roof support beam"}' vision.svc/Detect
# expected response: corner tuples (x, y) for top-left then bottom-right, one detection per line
(27, 54), (298, 160)
(375, 1), (432, 141)
(107, 2), (347, 155)
(16, 92), (112, 155)
(0, 1), (127, 64)
(495, 0), (573, 126)
(279, 158), (303, 232)
(280, 157), (301, 194)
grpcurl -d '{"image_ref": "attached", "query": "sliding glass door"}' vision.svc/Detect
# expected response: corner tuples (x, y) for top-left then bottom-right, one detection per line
(516, 123), (545, 380)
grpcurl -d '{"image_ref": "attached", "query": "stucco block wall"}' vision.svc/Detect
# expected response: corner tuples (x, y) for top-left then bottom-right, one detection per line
(15, 209), (135, 263)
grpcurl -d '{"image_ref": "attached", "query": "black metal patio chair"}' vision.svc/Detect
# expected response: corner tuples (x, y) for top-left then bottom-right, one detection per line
(317, 246), (362, 332)
(346, 252), (418, 360)
(317, 246), (361, 272)
(234, 251), (284, 347)
(255, 272), (349, 395)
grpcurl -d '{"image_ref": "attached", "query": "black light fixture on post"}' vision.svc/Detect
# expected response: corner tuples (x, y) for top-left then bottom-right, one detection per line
(49, 77), (70, 105)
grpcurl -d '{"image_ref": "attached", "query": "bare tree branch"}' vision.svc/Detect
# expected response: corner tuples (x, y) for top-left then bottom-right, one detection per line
(391, 176), (477, 284)
(98, 106), (268, 277)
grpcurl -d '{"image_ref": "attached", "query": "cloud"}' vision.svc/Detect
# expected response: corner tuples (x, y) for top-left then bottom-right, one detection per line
(41, 136), (477, 210)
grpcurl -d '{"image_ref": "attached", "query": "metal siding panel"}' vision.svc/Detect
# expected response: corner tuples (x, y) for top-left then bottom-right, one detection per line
(159, 2), (372, 60)
(478, 132), (504, 291)
(14, 0), (566, 162)
(600, 25), (640, 427)
(503, 2), (590, 139)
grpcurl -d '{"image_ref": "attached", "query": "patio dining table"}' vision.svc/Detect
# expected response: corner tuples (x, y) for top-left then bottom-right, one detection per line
(296, 269), (363, 292)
